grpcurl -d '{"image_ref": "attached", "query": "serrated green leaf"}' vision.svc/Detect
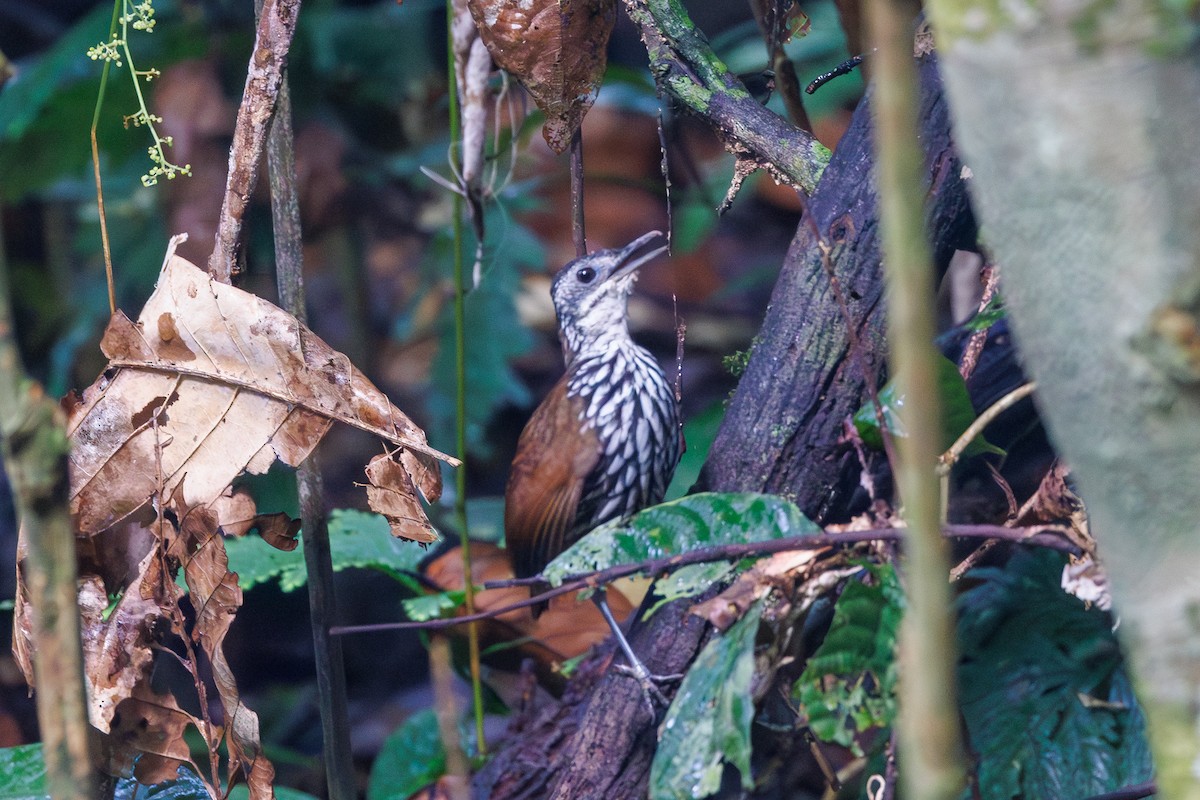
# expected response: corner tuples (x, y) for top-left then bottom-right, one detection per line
(225, 509), (433, 593)
(853, 354), (1003, 457)
(650, 601), (763, 800)
(956, 550), (1152, 800)
(368, 709), (446, 800)
(543, 492), (818, 585)
(793, 564), (902, 755)
(403, 590), (466, 622)
(0, 744), (46, 799)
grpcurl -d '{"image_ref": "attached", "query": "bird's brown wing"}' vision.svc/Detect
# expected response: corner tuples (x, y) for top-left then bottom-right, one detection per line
(505, 376), (600, 579)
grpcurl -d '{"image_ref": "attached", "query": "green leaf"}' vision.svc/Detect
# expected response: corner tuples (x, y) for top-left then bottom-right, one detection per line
(368, 709), (446, 800)
(542, 492), (818, 585)
(403, 589), (467, 622)
(0, 5), (111, 142)
(645, 561), (738, 617)
(956, 550), (1153, 799)
(0, 744), (46, 799)
(963, 294), (1006, 331)
(650, 601), (764, 800)
(225, 509), (433, 593)
(792, 563), (903, 754)
(853, 354), (1003, 457)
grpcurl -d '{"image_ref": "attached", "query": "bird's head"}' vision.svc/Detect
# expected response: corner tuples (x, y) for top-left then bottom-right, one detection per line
(551, 231), (668, 359)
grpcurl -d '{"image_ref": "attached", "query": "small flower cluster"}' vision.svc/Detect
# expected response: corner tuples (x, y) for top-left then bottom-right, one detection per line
(142, 134), (191, 186)
(86, 35), (125, 67)
(124, 0), (156, 32)
(88, 0), (191, 187)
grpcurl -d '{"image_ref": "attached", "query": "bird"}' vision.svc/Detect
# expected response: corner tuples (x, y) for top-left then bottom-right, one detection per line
(504, 230), (682, 699)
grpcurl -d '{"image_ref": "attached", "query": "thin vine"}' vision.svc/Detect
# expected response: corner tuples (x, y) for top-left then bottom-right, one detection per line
(87, 0), (192, 314)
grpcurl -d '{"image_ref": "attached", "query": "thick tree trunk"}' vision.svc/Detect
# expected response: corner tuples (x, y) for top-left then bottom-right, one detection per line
(697, 54), (975, 523)
(474, 54), (975, 798)
(924, 2), (1200, 792)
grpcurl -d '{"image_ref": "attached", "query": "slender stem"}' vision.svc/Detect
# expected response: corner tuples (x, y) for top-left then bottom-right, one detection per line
(938, 382), (1036, 474)
(445, 0), (487, 757)
(570, 128), (586, 257)
(263, 62), (357, 800)
(90, 0), (122, 315)
(866, 0), (965, 796)
(0, 215), (96, 800)
(328, 522), (1083, 636)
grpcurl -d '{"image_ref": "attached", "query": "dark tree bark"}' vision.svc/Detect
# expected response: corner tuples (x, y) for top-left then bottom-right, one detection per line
(474, 53), (975, 799)
(697, 54), (975, 524)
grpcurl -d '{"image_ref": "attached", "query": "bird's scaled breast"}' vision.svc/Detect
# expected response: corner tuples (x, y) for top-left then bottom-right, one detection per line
(568, 344), (680, 528)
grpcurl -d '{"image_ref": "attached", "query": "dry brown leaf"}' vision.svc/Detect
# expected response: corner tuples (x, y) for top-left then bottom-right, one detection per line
(467, 0), (617, 153)
(78, 556), (164, 732)
(364, 453), (439, 543)
(67, 238), (453, 536)
(691, 550), (823, 630)
(107, 684), (205, 788)
(175, 495), (276, 798)
(424, 543), (631, 684)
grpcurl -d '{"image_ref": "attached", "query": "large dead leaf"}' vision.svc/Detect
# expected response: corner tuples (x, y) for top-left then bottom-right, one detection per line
(467, 0), (617, 153)
(66, 237), (453, 536)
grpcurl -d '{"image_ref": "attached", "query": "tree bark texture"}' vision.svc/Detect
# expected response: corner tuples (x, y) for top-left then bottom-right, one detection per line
(697, 54), (975, 523)
(924, 3), (1200, 793)
(474, 54), (975, 798)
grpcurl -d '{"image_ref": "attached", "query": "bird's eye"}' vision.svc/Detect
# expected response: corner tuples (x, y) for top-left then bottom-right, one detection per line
(576, 266), (596, 284)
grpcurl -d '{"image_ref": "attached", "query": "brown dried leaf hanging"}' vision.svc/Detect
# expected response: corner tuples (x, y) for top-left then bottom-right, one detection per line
(66, 238), (453, 536)
(12, 236), (455, 798)
(364, 453), (440, 543)
(467, 0), (617, 153)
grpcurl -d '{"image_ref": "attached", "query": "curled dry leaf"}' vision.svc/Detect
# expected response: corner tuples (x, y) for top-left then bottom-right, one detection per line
(467, 0), (617, 153)
(690, 549), (824, 631)
(364, 453), (439, 543)
(66, 239), (453, 536)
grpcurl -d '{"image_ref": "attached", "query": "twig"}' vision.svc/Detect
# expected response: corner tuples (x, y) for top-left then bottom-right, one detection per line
(445, 0), (487, 756)
(263, 51), (357, 800)
(806, 53), (867, 95)
(208, 0), (302, 283)
(89, 1), (122, 315)
(622, 0), (830, 195)
(957, 260), (998, 380)
(570, 128), (586, 257)
(328, 522), (1081, 636)
(657, 110), (673, 252)
(1080, 782), (1157, 800)
(938, 382), (1036, 474)
(867, 0), (965, 795)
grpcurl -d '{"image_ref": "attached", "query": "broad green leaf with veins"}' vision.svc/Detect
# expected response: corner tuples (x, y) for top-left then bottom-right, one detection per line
(650, 601), (764, 800)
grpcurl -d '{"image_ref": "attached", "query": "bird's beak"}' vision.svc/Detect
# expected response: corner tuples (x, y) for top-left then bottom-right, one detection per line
(610, 231), (668, 280)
